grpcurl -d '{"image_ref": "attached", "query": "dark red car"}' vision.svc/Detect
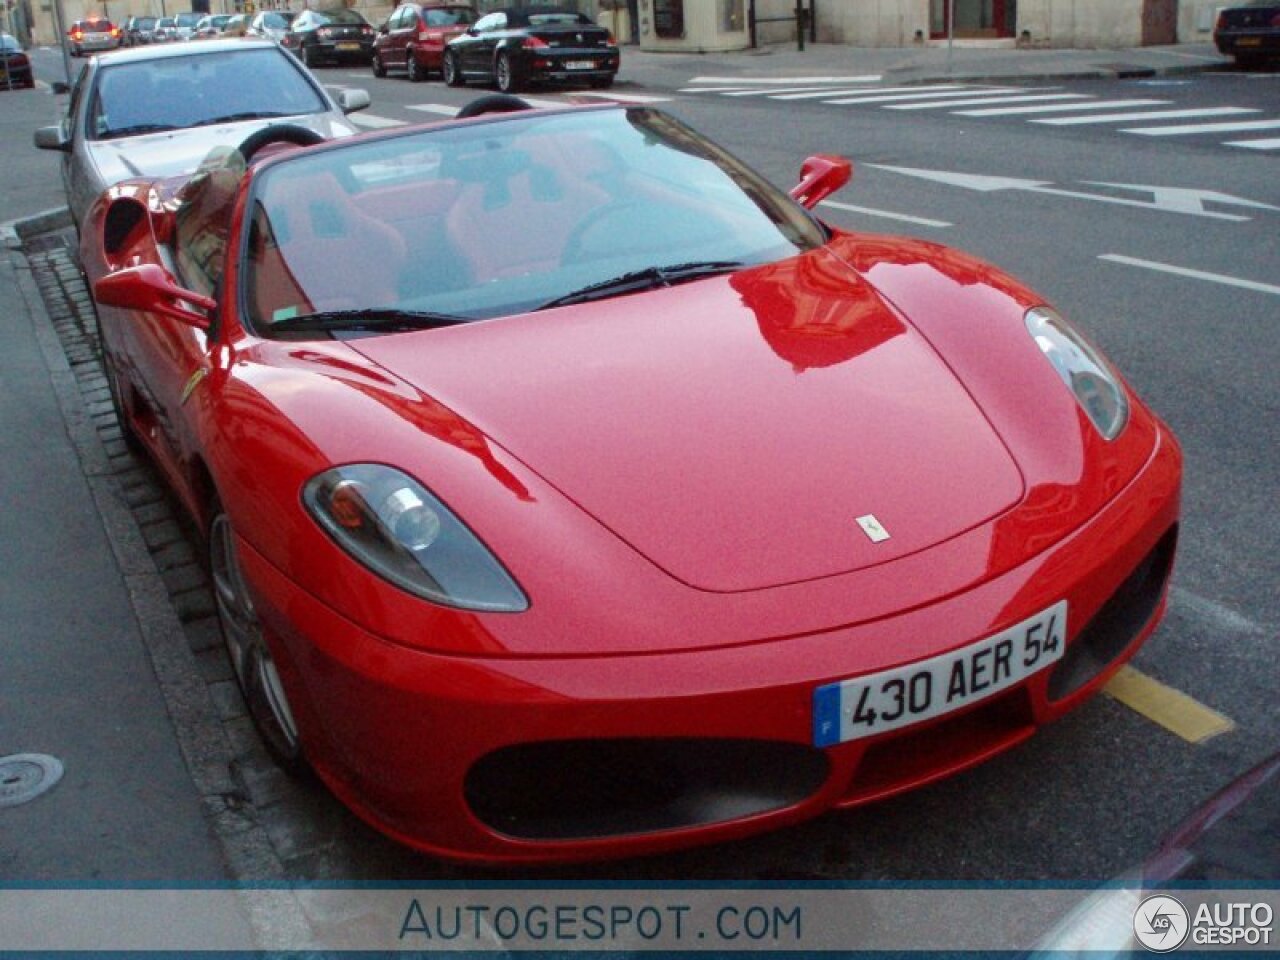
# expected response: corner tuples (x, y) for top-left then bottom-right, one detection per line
(372, 3), (476, 82)
(82, 102), (1180, 863)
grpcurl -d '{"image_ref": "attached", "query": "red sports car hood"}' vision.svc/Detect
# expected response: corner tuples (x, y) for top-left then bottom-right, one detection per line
(349, 249), (1025, 593)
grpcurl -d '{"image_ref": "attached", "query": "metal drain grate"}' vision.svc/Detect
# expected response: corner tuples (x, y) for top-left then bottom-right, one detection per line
(0, 754), (65, 808)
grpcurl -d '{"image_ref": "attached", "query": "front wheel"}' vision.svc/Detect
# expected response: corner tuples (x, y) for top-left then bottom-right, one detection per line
(406, 49), (424, 82)
(494, 51), (520, 93)
(210, 508), (305, 771)
(371, 50), (386, 77)
(443, 49), (464, 86)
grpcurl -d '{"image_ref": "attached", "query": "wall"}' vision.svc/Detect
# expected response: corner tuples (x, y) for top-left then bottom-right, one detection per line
(1015, 0), (1145, 48)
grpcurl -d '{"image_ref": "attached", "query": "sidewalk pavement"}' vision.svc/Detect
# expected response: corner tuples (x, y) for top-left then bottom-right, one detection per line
(0, 228), (247, 898)
(617, 40), (1233, 90)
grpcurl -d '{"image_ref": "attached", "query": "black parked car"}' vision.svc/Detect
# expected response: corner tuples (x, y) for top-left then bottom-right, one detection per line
(282, 8), (376, 67)
(443, 6), (618, 93)
(1214, 1), (1280, 67)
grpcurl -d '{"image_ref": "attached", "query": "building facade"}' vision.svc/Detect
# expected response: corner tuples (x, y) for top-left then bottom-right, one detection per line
(25, 0), (1225, 53)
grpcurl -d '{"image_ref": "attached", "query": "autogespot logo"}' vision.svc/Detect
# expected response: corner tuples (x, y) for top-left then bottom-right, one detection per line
(1134, 895), (1191, 953)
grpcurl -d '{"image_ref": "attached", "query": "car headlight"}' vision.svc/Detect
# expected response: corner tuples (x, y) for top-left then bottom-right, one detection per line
(1025, 306), (1129, 440)
(303, 464), (528, 612)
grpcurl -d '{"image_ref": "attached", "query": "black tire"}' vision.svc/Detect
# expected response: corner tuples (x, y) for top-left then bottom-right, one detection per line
(443, 49), (464, 86)
(494, 50), (520, 93)
(371, 50), (386, 78)
(301, 41), (319, 68)
(209, 506), (306, 772)
(406, 49), (424, 82)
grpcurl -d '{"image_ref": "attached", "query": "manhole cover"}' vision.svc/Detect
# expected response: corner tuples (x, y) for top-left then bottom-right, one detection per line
(0, 754), (64, 807)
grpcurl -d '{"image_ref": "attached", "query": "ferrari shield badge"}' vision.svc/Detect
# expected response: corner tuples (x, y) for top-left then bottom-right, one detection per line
(856, 514), (890, 543)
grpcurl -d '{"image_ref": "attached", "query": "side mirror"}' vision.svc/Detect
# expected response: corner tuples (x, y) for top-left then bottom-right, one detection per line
(52, 81), (70, 95)
(336, 88), (371, 114)
(377, 21), (388, 33)
(34, 125), (71, 152)
(789, 154), (852, 210)
(94, 263), (216, 330)
(465, 25), (478, 35)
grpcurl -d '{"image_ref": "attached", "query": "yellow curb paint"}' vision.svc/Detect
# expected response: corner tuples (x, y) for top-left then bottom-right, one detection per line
(1104, 665), (1235, 744)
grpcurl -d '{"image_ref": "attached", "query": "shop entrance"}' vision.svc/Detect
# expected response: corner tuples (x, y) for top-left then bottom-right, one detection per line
(929, 0), (1017, 39)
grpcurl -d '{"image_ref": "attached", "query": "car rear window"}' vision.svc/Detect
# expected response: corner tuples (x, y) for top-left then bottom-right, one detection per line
(423, 7), (476, 26)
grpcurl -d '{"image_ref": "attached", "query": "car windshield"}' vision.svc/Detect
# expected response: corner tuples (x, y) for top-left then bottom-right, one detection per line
(424, 7), (477, 26)
(176, 13), (201, 26)
(80, 19), (112, 30)
(88, 47), (327, 140)
(262, 12), (292, 27)
(243, 107), (826, 334)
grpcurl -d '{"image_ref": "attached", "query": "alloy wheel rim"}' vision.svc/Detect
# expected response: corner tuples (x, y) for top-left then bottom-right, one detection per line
(210, 514), (300, 758)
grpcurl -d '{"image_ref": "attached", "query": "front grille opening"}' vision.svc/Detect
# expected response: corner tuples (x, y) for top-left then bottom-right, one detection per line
(1048, 524), (1178, 701)
(841, 688), (1035, 806)
(465, 739), (829, 841)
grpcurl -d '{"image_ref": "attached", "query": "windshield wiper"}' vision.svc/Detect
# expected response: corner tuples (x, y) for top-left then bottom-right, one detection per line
(200, 111), (293, 126)
(538, 260), (746, 310)
(101, 123), (179, 139)
(270, 308), (473, 334)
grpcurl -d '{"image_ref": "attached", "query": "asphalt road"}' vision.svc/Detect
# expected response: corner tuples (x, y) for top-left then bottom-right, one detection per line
(7, 48), (1279, 884)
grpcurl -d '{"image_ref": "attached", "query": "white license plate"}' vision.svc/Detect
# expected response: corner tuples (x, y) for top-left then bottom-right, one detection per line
(564, 59), (596, 70)
(813, 600), (1067, 746)
(337, 41), (361, 50)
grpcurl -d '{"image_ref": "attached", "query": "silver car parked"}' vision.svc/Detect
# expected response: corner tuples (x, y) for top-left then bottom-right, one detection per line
(34, 38), (371, 229)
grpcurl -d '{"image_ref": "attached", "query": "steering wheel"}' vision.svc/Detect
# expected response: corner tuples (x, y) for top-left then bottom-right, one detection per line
(456, 94), (533, 119)
(236, 124), (326, 164)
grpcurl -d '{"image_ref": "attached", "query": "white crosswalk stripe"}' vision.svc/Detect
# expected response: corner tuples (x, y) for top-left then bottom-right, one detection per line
(1225, 137), (1280, 150)
(950, 98), (1170, 117)
(1035, 106), (1260, 125)
(1123, 117), (1280, 136)
(680, 77), (1280, 151)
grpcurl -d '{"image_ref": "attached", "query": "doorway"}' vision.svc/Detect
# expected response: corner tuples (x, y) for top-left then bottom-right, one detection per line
(930, 0), (1017, 39)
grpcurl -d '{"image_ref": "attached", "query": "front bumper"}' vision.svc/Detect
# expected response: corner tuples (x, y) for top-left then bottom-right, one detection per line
(238, 425), (1181, 864)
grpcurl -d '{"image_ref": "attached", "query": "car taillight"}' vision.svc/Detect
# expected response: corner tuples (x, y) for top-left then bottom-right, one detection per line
(522, 35), (549, 49)
(71, 30), (83, 40)
(1215, 13), (1226, 30)
(606, 30), (615, 44)
(317, 26), (331, 38)
(110, 26), (121, 36)
(361, 25), (374, 36)
(1271, 12), (1280, 26)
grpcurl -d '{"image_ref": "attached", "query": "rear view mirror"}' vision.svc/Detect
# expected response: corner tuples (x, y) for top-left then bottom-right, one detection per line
(336, 88), (371, 114)
(94, 264), (216, 330)
(789, 154), (852, 210)
(33, 125), (70, 152)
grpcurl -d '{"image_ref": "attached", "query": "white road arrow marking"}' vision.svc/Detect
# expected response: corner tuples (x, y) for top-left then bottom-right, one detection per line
(866, 165), (1268, 222)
